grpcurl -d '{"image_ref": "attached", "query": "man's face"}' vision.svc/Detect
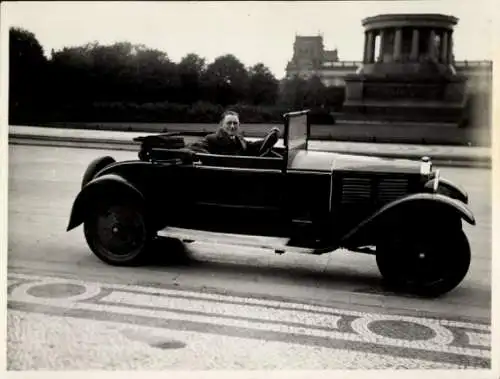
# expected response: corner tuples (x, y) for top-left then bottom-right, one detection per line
(221, 114), (240, 136)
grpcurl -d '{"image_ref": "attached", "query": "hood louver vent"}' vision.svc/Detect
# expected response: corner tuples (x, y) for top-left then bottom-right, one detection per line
(341, 177), (372, 204)
(341, 176), (410, 205)
(377, 178), (409, 203)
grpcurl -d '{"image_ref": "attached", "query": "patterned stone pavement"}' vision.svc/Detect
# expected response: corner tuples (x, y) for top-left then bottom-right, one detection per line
(7, 272), (491, 370)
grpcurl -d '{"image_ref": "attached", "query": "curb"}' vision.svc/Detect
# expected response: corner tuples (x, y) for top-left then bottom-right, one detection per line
(8, 134), (491, 169)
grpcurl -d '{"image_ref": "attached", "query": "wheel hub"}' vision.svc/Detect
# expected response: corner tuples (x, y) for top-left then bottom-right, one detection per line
(94, 207), (146, 257)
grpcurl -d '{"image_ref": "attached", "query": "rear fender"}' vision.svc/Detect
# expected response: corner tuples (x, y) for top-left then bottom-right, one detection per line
(341, 193), (475, 246)
(67, 174), (144, 231)
(425, 176), (468, 204)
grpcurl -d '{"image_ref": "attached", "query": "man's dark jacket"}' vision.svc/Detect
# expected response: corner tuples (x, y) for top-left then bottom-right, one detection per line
(187, 129), (263, 156)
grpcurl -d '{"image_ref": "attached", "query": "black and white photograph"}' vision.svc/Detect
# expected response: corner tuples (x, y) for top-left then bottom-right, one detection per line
(0, 0), (496, 375)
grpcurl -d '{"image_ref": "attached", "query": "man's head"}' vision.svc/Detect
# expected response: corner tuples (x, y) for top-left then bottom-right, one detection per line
(219, 111), (240, 137)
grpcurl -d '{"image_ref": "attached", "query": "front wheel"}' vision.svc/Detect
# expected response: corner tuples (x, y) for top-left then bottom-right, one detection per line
(376, 227), (471, 297)
(84, 202), (153, 266)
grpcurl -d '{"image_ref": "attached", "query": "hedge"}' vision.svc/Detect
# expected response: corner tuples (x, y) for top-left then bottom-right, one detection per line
(19, 101), (336, 125)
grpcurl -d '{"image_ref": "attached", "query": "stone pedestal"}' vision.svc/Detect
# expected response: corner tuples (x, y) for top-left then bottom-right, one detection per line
(342, 14), (467, 125)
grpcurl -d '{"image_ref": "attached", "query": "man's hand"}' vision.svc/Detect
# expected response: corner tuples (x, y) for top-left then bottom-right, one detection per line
(270, 126), (281, 135)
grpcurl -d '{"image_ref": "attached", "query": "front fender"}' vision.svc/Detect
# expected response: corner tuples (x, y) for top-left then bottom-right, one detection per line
(81, 156), (116, 188)
(67, 174), (144, 231)
(341, 193), (475, 245)
(425, 176), (468, 204)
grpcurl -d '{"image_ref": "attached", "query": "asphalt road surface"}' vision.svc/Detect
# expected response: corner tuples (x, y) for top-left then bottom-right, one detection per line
(7, 144), (492, 370)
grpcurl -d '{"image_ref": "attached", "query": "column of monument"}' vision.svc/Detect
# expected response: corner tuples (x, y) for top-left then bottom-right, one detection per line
(364, 30), (375, 63)
(378, 29), (385, 61)
(368, 31), (374, 62)
(393, 28), (402, 60)
(410, 29), (419, 61)
(428, 29), (437, 59)
(363, 31), (371, 63)
(363, 26), (454, 64)
(441, 30), (449, 63)
(447, 31), (454, 63)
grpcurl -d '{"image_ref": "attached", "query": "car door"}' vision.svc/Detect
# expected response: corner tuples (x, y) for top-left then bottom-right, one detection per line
(187, 156), (287, 237)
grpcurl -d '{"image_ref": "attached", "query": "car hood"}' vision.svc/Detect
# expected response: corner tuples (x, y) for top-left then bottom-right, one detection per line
(289, 150), (424, 174)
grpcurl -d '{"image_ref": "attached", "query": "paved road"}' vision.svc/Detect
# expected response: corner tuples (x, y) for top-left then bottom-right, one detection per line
(7, 144), (492, 370)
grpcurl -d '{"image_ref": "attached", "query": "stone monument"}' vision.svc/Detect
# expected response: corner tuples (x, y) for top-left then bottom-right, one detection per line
(342, 13), (467, 125)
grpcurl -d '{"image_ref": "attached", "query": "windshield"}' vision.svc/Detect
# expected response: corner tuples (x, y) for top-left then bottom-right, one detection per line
(286, 112), (308, 151)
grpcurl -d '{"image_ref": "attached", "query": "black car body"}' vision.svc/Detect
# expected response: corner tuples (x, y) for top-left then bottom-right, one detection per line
(67, 110), (475, 297)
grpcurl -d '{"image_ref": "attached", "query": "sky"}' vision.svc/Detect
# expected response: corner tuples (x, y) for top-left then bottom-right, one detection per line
(2, 0), (495, 79)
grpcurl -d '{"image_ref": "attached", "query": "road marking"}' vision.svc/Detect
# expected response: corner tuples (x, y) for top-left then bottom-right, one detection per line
(7, 272), (491, 364)
(103, 291), (342, 330)
(8, 309), (472, 370)
(8, 272), (490, 331)
(465, 331), (490, 347)
(350, 314), (455, 346)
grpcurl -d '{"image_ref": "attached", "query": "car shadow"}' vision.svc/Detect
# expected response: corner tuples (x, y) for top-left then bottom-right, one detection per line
(143, 237), (390, 293)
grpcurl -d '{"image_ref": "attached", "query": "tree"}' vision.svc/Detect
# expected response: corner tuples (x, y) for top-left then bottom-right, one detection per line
(247, 63), (279, 105)
(303, 75), (327, 107)
(49, 43), (103, 104)
(129, 45), (179, 103)
(178, 53), (206, 104)
(50, 42), (180, 105)
(9, 27), (48, 122)
(9, 28), (297, 124)
(204, 54), (249, 106)
(279, 75), (308, 109)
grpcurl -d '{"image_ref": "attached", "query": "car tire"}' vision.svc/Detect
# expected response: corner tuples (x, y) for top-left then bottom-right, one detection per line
(81, 156), (116, 188)
(376, 227), (471, 297)
(84, 201), (153, 266)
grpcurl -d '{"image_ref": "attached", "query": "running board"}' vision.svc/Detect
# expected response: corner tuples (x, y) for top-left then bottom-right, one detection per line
(157, 227), (320, 255)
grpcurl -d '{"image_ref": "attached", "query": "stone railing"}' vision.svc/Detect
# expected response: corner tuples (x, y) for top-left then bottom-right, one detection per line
(288, 59), (492, 72)
(321, 61), (362, 67)
(454, 60), (492, 68)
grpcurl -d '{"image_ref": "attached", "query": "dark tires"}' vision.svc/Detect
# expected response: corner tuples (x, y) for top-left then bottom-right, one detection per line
(84, 201), (153, 266)
(81, 156), (116, 188)
(376, 226), (471, 297)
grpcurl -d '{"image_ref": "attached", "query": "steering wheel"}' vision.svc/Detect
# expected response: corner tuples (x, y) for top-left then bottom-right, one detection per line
(259, 129), (280, 157)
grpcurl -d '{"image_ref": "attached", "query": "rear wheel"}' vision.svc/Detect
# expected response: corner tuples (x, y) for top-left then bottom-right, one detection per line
(84, 201), (153, 266)
(376, 226), (471, 297)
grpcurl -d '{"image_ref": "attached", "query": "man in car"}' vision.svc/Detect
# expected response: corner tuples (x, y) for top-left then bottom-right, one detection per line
(188, 110), (280, 156)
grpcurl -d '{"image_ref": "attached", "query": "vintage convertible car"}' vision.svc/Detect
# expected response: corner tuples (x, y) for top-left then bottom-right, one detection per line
(67, 110), (475, 297)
